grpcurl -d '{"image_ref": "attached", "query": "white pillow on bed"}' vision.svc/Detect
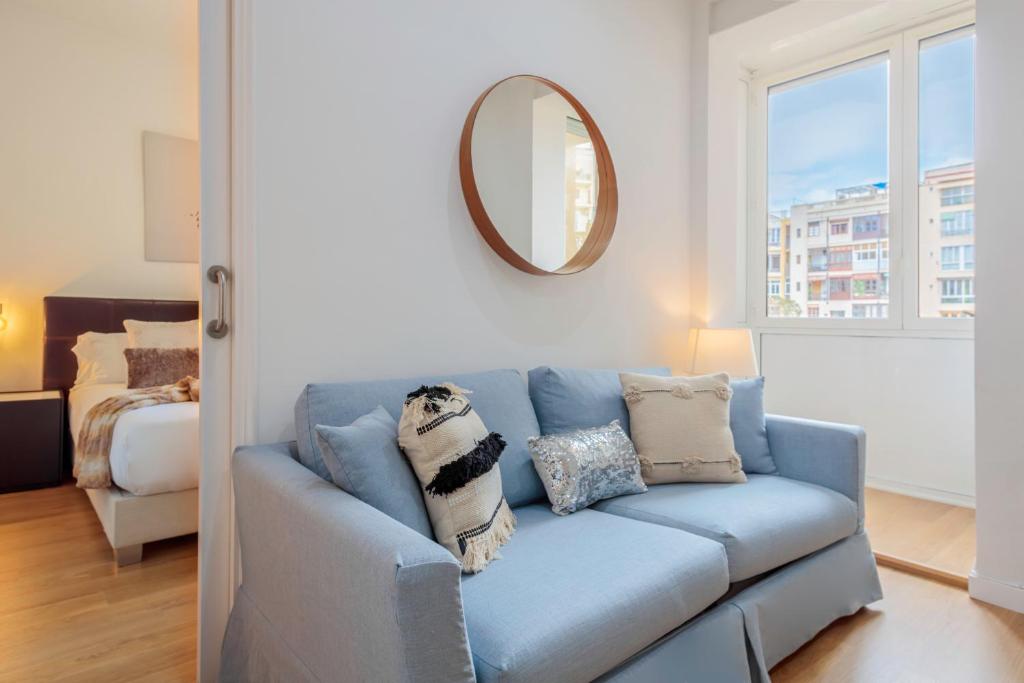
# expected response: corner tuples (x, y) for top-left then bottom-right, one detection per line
(72, 332), (128, 386)
(123, 319), (199, 349)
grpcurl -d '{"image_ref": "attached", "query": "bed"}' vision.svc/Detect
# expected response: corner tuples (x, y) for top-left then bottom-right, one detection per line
(43, 296), (200, 566)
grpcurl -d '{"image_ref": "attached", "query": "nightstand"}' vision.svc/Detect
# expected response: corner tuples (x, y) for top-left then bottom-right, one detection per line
(0, 390), (64, 493)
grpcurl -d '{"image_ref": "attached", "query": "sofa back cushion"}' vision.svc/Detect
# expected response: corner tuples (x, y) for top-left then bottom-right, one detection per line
(729, 377), (775, 474)
(528, 367), (777, 475)
(295, 369), (545, 508)
(528, 366), (671, 437)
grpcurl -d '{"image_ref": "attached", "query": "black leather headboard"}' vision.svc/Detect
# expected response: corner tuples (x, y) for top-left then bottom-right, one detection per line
(42, 296), (199, 391)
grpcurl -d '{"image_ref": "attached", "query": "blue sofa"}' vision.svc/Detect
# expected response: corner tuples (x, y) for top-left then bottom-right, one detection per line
(220, 368), (882, 682)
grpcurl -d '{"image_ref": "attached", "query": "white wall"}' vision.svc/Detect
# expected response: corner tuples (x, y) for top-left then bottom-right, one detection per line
(0, 1), (199, 392)
(971, 0), (1024, 613)
(246, 0), (695, 442)
(762, 333), (975, 504)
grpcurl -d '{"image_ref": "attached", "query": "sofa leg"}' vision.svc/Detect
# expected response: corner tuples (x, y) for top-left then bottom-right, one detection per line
(114, 544), (143, 566)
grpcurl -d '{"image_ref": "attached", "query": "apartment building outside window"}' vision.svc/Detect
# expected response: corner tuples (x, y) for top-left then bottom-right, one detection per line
(755, 15), (975, 325)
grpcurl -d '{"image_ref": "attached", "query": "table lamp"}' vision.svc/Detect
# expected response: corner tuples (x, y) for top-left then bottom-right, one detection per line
(688, 328), (758, 378)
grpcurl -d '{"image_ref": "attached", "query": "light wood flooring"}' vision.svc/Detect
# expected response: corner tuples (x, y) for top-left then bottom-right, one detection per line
(1, 484), (1019, 682)
(865, 487), (977, 582)
(772, 565), (1024, 682)
(0, 484), (196, 682)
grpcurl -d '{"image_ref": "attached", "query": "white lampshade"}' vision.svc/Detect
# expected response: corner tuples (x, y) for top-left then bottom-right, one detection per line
(688, 328), (758, 378)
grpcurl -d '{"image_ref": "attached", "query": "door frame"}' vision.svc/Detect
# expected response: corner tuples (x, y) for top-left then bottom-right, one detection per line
(198, 1), (257, 680)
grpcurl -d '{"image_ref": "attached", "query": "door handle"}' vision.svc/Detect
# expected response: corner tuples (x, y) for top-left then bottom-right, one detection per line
(206, 265), (230, 339)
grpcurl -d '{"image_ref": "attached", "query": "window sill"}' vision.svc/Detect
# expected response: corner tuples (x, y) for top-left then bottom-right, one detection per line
(753, 324), (974, 341)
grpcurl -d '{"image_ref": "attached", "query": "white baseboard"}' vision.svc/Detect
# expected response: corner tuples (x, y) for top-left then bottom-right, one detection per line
(969, 571), (1024, 614)
(865, 476), (975, 509)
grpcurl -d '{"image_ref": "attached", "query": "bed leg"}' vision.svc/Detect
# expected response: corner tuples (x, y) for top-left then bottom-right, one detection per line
(114, 544), (143, 566)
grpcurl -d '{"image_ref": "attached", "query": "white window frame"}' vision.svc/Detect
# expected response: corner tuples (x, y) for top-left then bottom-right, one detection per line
(747, 11), (975, 336)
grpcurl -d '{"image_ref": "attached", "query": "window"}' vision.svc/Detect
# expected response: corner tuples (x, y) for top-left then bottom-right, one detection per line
(941, 246), (961, 270)
(768, 280), (781, 295)
(768, 227), (781, 245)
(941, 185), (973, 206)
(918, 26), (975, 318)
(765, 52), (888, 319)
(768, 254), (781, 272)
(808, 306), (820, 318)
(853, 278), (879, 297)
(940, 245), (974, 272)
(829, 248), (852, 268)
(853, 214), (887, 235)
(940, 210), (974, 236)
(757, 18), (976, 327)
(852, 303), (888, 318)
(855, 244), (878, 262)
(829, 278), (851, 297)
(941, 277), (974, 304)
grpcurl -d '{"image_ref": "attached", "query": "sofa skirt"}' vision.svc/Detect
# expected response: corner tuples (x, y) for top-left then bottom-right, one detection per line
(220, 588), (319, 683)
(732, 531), (882, 681)
(597, 531), (882, 683)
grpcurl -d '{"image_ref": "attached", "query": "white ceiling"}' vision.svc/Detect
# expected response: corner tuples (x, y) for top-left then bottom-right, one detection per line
(713, 0), (974, 75)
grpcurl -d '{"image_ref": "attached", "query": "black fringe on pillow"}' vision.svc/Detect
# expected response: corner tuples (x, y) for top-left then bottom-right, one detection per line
(405, 384), (453, 415)
(424, 432), (506, 497)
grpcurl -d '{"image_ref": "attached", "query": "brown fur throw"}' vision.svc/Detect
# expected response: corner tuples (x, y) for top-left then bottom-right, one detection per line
(125, 347), (199, 389)
(74, 377), (199, 489)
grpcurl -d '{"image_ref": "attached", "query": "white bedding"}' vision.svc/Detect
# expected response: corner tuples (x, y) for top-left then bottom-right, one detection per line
(69, 383), (199, 496)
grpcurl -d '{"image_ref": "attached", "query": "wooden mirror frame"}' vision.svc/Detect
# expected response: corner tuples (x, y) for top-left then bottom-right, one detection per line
(459, 75), (618, 276)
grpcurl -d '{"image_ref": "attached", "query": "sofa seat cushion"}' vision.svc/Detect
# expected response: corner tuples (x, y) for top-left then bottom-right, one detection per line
(593, 474), (858, 582)
(461, 505), (728, 683)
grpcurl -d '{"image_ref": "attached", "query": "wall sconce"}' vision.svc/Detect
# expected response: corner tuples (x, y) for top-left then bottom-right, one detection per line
(0, 304), (7, 332)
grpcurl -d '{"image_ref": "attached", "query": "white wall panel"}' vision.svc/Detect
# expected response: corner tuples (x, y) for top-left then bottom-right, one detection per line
(762, 333), (975, 504)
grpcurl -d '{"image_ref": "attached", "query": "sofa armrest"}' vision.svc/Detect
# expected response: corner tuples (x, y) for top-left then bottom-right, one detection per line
(228, 442), (475, 683)
(766, 415), (866, 528)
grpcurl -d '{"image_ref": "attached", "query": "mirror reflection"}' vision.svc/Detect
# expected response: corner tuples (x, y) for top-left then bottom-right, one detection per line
(471, 77), (599, 272)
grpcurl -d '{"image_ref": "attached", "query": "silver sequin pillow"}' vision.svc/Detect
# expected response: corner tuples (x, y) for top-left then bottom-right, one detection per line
(528, 421), (647, 516)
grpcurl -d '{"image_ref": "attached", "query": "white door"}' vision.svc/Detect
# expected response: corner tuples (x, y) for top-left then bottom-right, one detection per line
(198, 1), (252, 680)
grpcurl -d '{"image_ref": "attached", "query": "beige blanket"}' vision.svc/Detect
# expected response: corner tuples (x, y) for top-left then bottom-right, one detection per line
(74, 377), (200, 489)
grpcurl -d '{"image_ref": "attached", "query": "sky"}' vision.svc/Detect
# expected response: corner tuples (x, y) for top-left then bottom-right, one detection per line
(767, 31), (975, 213)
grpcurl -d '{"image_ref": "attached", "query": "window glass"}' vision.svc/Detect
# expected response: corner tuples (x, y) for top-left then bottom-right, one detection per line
(918, 27), (975, 318)
(767, 55), (889, 318)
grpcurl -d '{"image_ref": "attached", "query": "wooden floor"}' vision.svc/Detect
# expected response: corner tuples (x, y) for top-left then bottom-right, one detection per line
(0, 484), (196, 682)
(864, 487), (977, 580)
(0, 484), (1018, 683)
(772, 565), (1024, 682)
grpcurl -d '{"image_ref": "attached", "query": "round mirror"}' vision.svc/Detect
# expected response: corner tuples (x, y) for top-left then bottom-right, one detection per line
(460, 75), (617, 275)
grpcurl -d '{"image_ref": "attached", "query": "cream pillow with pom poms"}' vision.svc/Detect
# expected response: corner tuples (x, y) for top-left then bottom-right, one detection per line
(620, 372), (747, 485)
